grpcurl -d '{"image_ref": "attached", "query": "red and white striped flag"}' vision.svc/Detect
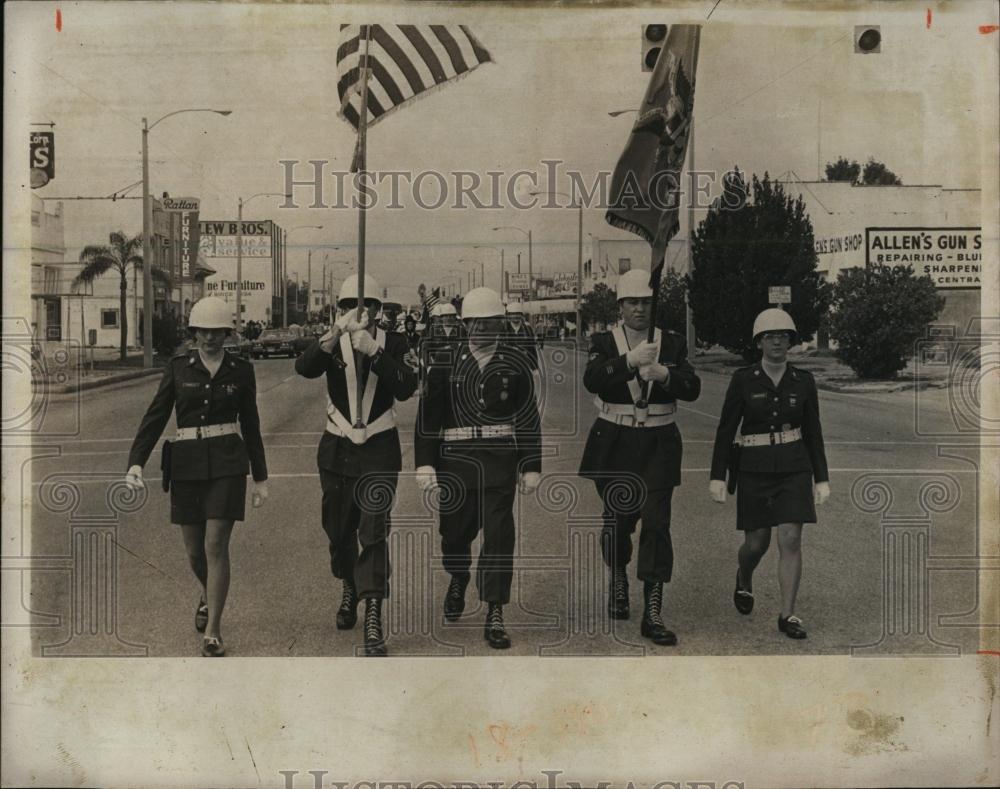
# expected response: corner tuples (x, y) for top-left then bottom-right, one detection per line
(337, 24), (493, 130)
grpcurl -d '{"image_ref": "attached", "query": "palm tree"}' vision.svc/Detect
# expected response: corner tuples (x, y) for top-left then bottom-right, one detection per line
(73, 231), (171, 361)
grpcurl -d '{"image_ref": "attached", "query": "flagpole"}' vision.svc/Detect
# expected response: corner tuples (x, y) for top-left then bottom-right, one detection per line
(354, 24), (373, 429)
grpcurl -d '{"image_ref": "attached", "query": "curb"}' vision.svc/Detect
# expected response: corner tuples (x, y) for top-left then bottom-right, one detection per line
(33, 367), (163, 394)
(694, 362), (949, 394)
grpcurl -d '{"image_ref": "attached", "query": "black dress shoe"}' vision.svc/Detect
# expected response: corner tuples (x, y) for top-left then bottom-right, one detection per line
(778, 614), (808, 640)
(336, 582), (359, 630)
(194, 598), (209, 633)
(443, 574), (470, 622)
(201, 636), (226, 657)
(363, 598), (388, 657)
(483, 603), (511, 650)
(608, 568), (630, 620)
(641, 581), (678, 646)
(733, 568), (754, 615)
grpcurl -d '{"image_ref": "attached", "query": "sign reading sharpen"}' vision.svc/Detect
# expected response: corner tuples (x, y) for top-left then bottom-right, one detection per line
(866, 227), (981, 288)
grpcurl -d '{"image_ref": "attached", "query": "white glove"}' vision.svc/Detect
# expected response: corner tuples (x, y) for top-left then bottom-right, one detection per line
(251, 480), (269, 508)
(345, 312), (369, 334)
(709, 479), (727, 504)
(351, 328), (379, 357)
(125, 464), (144, 491)
(415, 466), (438, 492)
(814, 481), (831, 506)
(638, 362), (669, 383)
(334, 310), (356, 332)
(626, 341), (658, 369)
(519, 471), (541, 495)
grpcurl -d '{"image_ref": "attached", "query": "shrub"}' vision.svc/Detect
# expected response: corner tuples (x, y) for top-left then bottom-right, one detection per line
(827, 264), (944, 378)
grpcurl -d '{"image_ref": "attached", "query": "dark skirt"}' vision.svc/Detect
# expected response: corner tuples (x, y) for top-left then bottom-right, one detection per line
(170, 475), (247, 524)
(736, 470), (816, 531)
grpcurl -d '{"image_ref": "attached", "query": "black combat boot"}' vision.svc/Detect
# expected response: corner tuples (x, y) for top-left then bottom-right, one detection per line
(443, 573), (470, 622)
(363, 598), (387, 657)
(640, 581), (677, 646)
(483, 602), (511, 650)
(336, 580), (359, 630)
(608, 567), (630, 620)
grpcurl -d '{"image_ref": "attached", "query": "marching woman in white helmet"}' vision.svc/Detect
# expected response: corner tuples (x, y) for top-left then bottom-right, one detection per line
(125, 297), (269, 657)
(708, 308), (830, 640)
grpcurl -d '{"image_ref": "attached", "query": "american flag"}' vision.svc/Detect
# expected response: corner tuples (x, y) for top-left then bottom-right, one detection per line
(337, 24), (493, 130)
(421, 287), (441, 324)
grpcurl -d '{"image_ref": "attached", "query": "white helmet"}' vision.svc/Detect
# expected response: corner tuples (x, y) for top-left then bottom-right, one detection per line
(506, 303), (524, 315)
(188, 297), (232, 330)
(431, 302), (457, 318)
(617, 269), (654, 300)
(752, 308), (798, 343)
(337, 273), (381, 306)
(461, 287), (505, 319)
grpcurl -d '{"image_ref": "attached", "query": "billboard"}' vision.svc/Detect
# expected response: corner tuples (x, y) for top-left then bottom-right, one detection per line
(865, 227), (981, 289)
(199, 220), (274, 323)
(508, 273), (530, 292)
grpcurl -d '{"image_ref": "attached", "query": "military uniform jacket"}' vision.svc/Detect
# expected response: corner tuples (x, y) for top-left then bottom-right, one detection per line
(415, 340), (542, 490)
(579, 328), (701, 489)
(710, 363), (829, 482)
(295, 330), (417, 477)
(505, 322), (539, 370)
(127, 350), (268, 482)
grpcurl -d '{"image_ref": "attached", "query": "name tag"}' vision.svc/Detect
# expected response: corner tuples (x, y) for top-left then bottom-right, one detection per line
(181, 382), (200, 388)
(750, 392), (768, 401)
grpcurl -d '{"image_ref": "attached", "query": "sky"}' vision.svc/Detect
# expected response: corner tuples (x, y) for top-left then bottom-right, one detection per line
(11, 0), (997, 304)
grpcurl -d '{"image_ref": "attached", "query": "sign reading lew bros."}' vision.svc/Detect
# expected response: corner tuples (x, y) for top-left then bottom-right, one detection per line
(865, 227), (981, 289)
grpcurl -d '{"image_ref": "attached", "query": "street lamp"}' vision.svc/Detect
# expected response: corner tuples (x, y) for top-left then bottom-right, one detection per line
(473, 245), (505, 298)
(236, 192), (289, 335)
(493, 225), (533, 301)
(458, 258), (480, 289)
(283, 225), (323, 327)
(141, 108), (230, 367)
(529, 190), (583, 342)
(448, 268), (466, 296)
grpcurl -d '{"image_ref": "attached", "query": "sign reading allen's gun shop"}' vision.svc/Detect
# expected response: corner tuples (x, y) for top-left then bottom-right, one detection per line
(865, 227), (981, 288)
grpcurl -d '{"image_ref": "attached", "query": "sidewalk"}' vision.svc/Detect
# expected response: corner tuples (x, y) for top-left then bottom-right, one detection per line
(30, 345), (168, 394)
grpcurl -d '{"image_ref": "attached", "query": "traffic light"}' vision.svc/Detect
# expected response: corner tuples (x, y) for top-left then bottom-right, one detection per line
(642, 25), (667, 71)
(854, 25), (881, 54)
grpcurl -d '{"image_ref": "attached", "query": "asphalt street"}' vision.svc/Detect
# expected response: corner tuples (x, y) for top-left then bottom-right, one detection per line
(22, 344), (984, 657)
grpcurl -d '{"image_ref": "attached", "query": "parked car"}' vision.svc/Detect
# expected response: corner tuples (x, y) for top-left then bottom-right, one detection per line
(251, 328), (306, 358)
(222, 333), (252, 359)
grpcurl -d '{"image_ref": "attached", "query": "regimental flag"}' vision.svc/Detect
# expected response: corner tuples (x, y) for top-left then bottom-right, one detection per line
(336, 24), (493, 131)
(605, 24), (701, 287)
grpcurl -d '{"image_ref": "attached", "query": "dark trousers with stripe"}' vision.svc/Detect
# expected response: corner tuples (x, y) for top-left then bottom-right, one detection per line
(319, 470), (395, 599)
(596, 480), (674, 583)
(440, 485), (517, 604)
